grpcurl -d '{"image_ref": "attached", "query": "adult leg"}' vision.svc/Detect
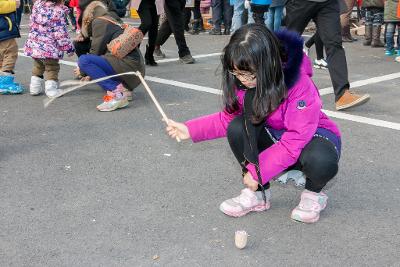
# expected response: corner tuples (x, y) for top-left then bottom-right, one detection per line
(78, 54), (119, 91)
(315, 0), (349, 100)
(340, 0), (356, 42)
(138, 4), (159, 65)
(371, 8), (384, 47)
(363, 8), (373, 45)
(210, 0), (223, 33)
(266, 7), (275, 31)
(231, 0), (245, 32)
(273, 6), (283, 31)
(222, 0), (233, 34)
(385, 22), (396, 53)
(164, 0), (192, 58)
(285, 0), (317, 34)
(314, 32), (325, 60)
(155, 17), (172, 47)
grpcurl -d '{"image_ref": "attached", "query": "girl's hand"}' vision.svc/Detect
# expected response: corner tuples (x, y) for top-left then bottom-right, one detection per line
(166, 119), (190, 140)
(243, 172), (259, 191)
(74, 34), (84, 42)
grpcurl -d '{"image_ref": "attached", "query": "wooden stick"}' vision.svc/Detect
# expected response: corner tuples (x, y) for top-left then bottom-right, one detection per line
(135, 71), (181, 142)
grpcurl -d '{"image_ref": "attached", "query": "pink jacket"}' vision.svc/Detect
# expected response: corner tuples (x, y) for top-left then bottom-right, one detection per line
(185, 52), (341, 185)
(131, 0), (164, 14)
(24, 0), (74, 59)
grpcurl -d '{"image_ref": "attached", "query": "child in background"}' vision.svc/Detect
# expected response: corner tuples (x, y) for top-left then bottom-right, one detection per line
(0, 0), (23, 94)
(166, 24), (341, 223)
(69, 0), (81, 33)
(24, 0), (74, 98)
(384, 0), (400, 56)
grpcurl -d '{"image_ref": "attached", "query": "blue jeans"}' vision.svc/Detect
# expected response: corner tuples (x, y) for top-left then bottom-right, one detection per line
(78, 55), (120, 91)
(231, 0), (254, 33)
(385, 22), (400, 51)
(266, 6), (283, 31)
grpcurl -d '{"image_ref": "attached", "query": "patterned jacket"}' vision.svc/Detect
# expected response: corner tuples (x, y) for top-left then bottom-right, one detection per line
(24, 0), (74, 59)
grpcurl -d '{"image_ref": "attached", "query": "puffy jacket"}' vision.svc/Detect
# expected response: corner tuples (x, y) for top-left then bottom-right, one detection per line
(0, 0), (17, 14)
(185, 31), (341, 185)
(384, 0), (400, 22)
(0, 0), (19, 42)
(24, 0), (74, 59)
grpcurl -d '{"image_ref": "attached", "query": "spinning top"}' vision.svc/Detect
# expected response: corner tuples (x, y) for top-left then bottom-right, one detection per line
(235, 230), (248, 249)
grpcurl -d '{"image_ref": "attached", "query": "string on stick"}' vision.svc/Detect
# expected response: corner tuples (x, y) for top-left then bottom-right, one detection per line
(43, 71), (181, 142)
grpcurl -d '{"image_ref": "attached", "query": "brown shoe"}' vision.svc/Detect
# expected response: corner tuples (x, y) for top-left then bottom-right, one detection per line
(335, 90), (370, 111)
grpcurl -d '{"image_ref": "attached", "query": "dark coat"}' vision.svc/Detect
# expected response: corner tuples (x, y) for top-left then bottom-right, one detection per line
(0, 12), (20, 42)
(81, 1), (145, 91)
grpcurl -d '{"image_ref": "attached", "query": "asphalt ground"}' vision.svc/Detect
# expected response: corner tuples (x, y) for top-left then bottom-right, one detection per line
(1, 16), (400, 266)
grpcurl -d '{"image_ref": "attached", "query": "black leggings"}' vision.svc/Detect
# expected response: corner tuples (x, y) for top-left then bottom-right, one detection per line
(227, 116), (339, 193)
(138, 0), (159, 49)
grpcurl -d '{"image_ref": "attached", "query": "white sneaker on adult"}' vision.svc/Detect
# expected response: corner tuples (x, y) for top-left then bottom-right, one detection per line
(45, 80), (60, 98)
(29, 76), (44, 96)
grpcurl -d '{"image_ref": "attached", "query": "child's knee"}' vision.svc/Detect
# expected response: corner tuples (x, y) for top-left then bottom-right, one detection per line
(227, 116), (244, 142)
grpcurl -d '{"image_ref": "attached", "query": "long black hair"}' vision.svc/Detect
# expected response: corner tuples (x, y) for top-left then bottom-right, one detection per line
(222, 24), (287, 124)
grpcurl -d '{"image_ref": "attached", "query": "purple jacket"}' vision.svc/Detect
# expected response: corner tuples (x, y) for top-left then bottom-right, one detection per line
(185, 31), (341, 185)
(24, 0), (74, 59)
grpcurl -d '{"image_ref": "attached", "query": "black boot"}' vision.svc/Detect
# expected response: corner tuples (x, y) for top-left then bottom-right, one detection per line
(145, 45), (158, 66)
(363, 24), (372, 46)
(371, 24), (384, 47)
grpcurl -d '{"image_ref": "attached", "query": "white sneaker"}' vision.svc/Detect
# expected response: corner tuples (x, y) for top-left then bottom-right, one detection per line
(30, 76), (44, 95)
(45, 80), (60, 98)
(313, 59), (328, 69)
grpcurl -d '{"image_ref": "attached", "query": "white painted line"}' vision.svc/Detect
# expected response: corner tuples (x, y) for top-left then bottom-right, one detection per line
(157, 52), (222, 63)
(322, 109), (400, 130)
(17, 53), (400, 131)
(319, 72), (400, 96)
(145, 76), (222, 95)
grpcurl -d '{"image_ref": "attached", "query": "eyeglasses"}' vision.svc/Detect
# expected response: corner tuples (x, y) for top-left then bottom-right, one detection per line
(228, 69), (256, 82)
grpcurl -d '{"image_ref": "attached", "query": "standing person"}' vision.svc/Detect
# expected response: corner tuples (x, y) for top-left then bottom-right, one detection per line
(15, 0), (23, 26)
(24, 0), (75, 98)
(285, 0), (370, 111)
(231, 0), (254, 33)
(155, 0), (194, 64)
(209, 0), (233, 35)
(0, 0), (23, 94)
(384, 0), (400, 55)
(185, 0), (203, 34)
(340, 0), (358, 42)
(65, 0), (77, 31)
(77, 1), (145, 111)
(166, 25), (341, 223)
(69, 0), (81, 32)
(132, 0), (163, 66)
(362, 0), (385, 47)
(265, 0), (284, 31)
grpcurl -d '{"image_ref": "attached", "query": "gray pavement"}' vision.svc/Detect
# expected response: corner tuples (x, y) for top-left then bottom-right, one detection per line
(1, 15), (400, 266)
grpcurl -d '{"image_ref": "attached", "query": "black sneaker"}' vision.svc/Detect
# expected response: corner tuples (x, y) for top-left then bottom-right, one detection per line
(179, 54), (195, 64)
(209, 28), (222, 35)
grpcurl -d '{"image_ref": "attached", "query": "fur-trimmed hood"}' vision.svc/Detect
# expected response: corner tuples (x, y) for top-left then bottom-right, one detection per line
(81, 0), (108, 38)
(275, 30), (313, 89)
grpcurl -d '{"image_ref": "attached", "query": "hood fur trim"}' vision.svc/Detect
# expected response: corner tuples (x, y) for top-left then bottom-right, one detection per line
(81, 1), (108, 38)
(275, 30), (305, 89)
